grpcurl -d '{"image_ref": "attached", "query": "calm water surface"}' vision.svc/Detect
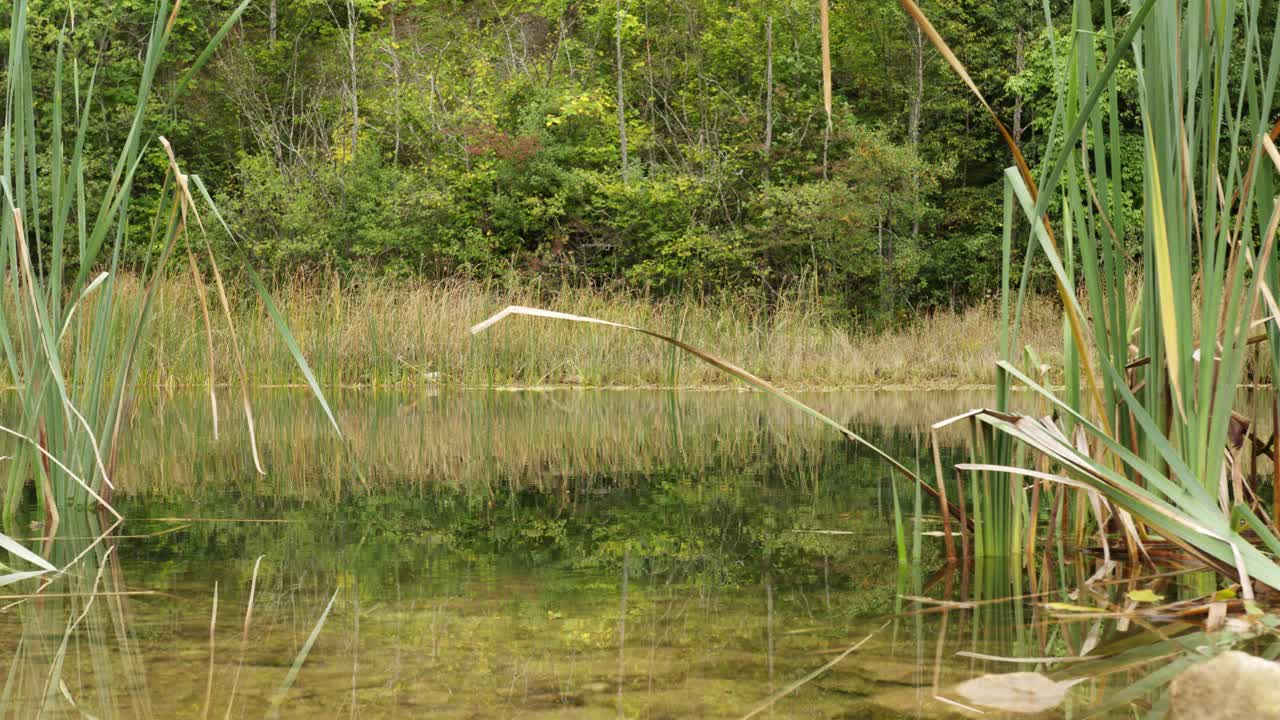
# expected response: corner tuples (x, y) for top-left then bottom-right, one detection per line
(0, 390), (1194, 717)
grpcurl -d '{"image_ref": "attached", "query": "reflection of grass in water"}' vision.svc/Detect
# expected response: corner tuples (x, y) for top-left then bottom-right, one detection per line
(107, 389), (982, 502)
(0, 546), (917, 717)
(0, 523), (341, 720)
(6, 543), (1221, 718)
(1, 516), (150, 718)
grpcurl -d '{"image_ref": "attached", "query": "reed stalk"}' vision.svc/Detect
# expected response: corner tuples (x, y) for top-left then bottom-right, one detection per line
(899, 0), (1280, 590)
(0, 0), (336, 527)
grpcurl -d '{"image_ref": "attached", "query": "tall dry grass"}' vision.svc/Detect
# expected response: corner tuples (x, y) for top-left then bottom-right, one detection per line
(54, 274), (1066, 390)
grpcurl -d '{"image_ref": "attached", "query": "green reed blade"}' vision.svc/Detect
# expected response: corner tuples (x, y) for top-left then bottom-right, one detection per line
(267, 587), (340, 719)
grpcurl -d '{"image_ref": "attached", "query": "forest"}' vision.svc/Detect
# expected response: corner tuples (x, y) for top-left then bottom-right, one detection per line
(13, 0), (1101, 323)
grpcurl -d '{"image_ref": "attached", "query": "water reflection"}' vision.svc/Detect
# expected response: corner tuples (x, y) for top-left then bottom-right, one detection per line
(0, 390), (1244, 717)
(112, 388), (996, 499)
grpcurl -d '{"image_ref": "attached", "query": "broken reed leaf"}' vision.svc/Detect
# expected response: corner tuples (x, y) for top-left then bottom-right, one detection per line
(0, 531), (56, 572)
(955, 672), (1086, 714)
(0, 569), (50, 590)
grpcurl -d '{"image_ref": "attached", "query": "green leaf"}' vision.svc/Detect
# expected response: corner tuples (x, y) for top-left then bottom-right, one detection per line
(189, 175), (342, 439)
(267, 587), (340, 719)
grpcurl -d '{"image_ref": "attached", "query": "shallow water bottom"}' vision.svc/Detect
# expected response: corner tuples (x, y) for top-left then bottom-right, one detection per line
(0, 532), (1077, 719)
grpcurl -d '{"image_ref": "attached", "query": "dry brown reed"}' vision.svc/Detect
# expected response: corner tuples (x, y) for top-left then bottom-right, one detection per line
(54, 274), (1066, 390)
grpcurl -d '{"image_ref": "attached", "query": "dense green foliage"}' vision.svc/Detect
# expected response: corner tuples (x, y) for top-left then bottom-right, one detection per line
(8, 0), (1080, 322)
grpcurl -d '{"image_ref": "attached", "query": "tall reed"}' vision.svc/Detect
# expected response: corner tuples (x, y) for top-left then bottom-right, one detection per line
(0, 0), (335, 528)
(902, 0), (1280, 590)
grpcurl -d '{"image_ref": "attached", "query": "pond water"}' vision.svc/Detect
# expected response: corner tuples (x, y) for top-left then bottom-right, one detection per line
(0, 389), (1212, 718)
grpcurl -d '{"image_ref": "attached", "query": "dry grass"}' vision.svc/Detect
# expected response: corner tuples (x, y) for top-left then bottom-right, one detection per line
(46, 274), (1066, 390)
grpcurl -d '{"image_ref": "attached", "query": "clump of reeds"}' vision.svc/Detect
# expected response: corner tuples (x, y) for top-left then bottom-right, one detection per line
(0, 0), (336, 529)
(899, 0), (1280, 593)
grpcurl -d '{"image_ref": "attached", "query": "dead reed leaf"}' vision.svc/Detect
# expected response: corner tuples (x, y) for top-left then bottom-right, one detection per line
(955, 672), (1085, 714)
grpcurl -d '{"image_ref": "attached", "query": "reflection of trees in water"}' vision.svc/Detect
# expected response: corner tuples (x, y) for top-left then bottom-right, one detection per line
(1, 509), (1218, 717)
(115, 463), (908, 600)
(0, 474), (910, 717)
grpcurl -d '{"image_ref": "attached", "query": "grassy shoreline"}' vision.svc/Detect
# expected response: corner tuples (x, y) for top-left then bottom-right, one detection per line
(55, 274), (1068, 390)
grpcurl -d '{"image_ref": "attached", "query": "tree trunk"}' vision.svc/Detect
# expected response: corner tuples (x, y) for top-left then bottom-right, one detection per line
(819, 0), (831, 179)
(346, 0), (359, 159)
(1012, 28), (1026, 146)
(764, 15), (774, 182)
(269, 0), (277, 43)
(615, 0), (629, 184)
(391, 9), (401, 164)
(908, 17), (924, 243)
(645, 8), (657, 171)
(877, 215), (885, 316)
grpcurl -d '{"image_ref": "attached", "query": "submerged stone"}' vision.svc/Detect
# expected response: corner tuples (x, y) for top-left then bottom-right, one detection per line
(1169, 651), (1280, 720)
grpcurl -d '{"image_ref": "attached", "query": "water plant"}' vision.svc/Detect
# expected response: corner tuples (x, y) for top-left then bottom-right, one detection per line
(0, 0), (336, 529)
(898, 0), (1280, 592)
